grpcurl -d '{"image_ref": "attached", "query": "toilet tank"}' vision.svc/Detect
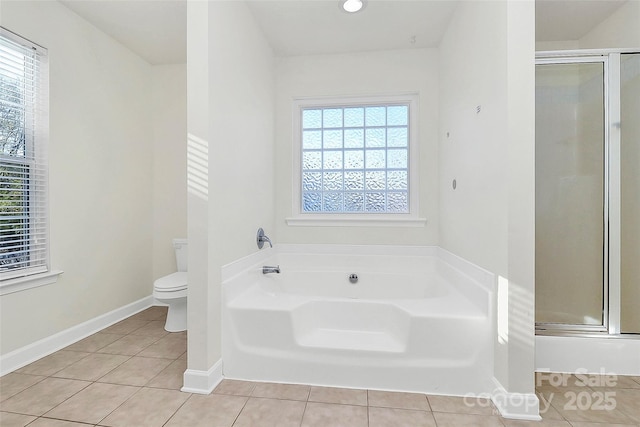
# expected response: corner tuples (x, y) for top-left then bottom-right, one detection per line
(172, 238), (188, 272)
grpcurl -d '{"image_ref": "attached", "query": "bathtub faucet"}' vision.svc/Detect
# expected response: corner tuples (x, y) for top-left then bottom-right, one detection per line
(262, 265), (280, 274)
(256, 227), (273, 249)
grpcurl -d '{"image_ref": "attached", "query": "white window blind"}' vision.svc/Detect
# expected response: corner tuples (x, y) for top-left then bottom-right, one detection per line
(0, 27), (49, 281)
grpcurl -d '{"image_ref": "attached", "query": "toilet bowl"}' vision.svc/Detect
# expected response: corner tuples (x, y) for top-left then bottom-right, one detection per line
(154, 238), (187, 332)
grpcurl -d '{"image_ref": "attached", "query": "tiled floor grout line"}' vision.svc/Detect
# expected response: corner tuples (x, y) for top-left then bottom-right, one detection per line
(229, 394), (251, 427)
(96, 382), (143, 426)
(298, 400), (309, 427)
(39, 377), (94, 423)
(365, 399), (369, 427)
(154, 388), (192, 427)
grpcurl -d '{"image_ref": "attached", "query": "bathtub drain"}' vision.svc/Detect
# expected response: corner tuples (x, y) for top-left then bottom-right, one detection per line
(348, 273), (358, 284)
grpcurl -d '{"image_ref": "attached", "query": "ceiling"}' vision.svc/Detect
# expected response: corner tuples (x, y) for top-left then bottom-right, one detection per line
(245, 1), (458, 57)
(59, 0), (629, 65)
(60, 0), (187, 65)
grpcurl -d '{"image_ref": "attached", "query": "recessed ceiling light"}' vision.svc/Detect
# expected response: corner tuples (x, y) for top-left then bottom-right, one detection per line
(341, 0), (365, 13)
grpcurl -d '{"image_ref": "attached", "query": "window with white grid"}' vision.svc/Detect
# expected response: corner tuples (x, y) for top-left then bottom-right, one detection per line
(0, 27), (50, 285)
(290, 94), (421, 225)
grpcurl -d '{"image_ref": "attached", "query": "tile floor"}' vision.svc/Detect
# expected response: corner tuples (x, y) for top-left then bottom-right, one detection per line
(1, 306), (639, 426)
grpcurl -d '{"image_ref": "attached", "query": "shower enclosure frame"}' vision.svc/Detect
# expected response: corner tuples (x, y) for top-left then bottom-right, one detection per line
(535, 49), (638, 337)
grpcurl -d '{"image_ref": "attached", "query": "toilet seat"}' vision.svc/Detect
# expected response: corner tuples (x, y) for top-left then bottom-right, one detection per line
(154, 272), (187, 293)
(154, 239), (188, 332)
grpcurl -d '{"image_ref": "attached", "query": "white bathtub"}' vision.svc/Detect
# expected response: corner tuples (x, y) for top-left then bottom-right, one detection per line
(222, 244), (495, 396)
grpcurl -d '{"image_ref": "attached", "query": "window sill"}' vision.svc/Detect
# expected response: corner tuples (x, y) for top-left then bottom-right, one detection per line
(0, 270), (64, 296)
(286, 216), (427, 227)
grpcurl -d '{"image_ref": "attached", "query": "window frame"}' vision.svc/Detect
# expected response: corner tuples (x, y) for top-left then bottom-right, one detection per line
(0, 27), (61, 295)
(287, 93), (426, 227)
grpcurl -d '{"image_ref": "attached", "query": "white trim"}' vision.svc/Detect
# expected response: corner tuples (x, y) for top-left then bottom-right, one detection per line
(0, 296), (155, 376)
(182, 359), (223, 394)
(290, 93), (421, 224)
(285, 216), (426, 227)
(0, 269), (63, 295)
(536, 335), (640, 375)
(491, 378), (541, 420)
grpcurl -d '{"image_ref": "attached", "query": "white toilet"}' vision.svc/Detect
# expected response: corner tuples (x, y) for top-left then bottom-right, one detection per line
(153, 238), (187, 332)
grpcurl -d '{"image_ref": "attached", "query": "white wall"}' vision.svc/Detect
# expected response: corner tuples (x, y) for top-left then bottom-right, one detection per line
(209, 2), (276, 266)
(274, 49), (439, 246)
(152, 64), (187, 279)
(505, 0), (536, 398)
(439, 1), (509, 276)
(0, 0), (154, 354)
(535, 40), (580, 51)
(186, 0), (213, 374)
(186, 0), (276, 374)
(536, 1), (640, 52)
(579, 0), (640, 49)
(439, 0), (536, 402)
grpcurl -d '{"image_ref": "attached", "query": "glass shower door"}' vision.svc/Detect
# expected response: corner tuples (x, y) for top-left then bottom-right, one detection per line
(535, 60), (606, 330)
(620, 53), (640, 334)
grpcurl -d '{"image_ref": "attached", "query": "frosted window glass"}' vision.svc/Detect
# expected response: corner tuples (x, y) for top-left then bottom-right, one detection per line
(344, 192), (364, 211)
(323, 151), (343, 170)
(344, 129), (364, 148)
(300, 103), (410, 214)
(388, 149), (407, 169)
(365, 150), (386, 169)
(323, 108), (342, 128)
(387, 171), (407, 190)
(344, 171), (364, 190)
(323, 130), (343, 149)
(303, 130), (322, 149)
(365, 107), (386, 126)
(387, 192), (408, 212)
(344, 150), (364, 169)
(323, 172), (343, 191)
(365, 171), (386, 190)
(323, 192), (343, 211)
(302, 172), (322, 191)
(303, 192), (322, 211)
(365, 128), (385, 148)
(303, 151), (322, 170)
(365, 192), (386, 212)
(303, 109), (322, 129)
(387, 128), (408, 147)
(387, 106), (408, 126)
(344, 108), (364, 127)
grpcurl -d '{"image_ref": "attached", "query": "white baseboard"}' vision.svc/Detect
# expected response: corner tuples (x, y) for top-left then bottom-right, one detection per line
(0, 295), (155, 376)
(491, 378), (541, 420)
(182, 359), (223, 394)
